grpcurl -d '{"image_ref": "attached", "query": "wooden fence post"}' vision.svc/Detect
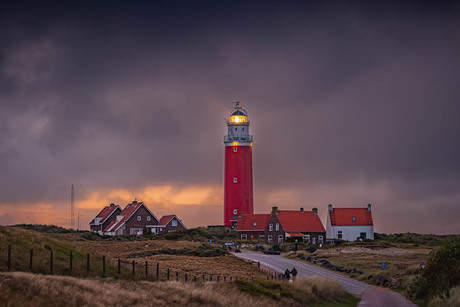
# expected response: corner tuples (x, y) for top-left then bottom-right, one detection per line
(194, 276), (196, 282)
(224, 276), (226, 282)
(185, 274), (188, 282)
(30, 249), (33, 270)
(176, 271), (178, 281)
(230, 276), (232, 281)
(70, 252), (73, 273)
(167, 268), (170, 280)
(87, 254), (90, 274)
(132, 260), (135, 276)
(258, 261), (260, 268)
(145, 261), (148, 279)
(50, 250), (53, 273)
(156, 262), (159, 279)
(202, 275), (205, 281)
(7, 245), (11, 271)
(217, 276), (220, 282)
(118, 259), (121, 274)
(210, 275), (213, 281)
(103, 256), (106, 274)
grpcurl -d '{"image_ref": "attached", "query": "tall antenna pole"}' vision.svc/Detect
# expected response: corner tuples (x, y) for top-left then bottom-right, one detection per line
(71, 184), (75, 229)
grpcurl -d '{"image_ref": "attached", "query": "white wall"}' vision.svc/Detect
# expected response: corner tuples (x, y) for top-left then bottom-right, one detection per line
(329, 225), (374, 241)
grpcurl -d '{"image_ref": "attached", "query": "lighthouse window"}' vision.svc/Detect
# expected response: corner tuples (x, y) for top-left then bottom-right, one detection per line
(233, 209), (237, 215)
(233, 147), (237, 152)
(233, 178), (237, 183)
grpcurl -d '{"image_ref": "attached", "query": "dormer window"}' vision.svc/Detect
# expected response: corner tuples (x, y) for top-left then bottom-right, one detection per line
(94, 218), (102, 225)
(352, 217), (356, 222)
(116, 215), (123, 222)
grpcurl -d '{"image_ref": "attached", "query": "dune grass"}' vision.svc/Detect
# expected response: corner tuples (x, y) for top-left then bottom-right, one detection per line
(0, 272), (359, 307)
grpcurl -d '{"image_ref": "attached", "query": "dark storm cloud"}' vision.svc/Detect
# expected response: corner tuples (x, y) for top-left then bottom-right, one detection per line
(0, 1), (459, 233)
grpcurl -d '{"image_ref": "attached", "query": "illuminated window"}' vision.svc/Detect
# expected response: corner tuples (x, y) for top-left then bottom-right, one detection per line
(147, 216), (151, 221)
(233, 209), (237, 215)
(137, 216), (141, 221)
(233, 147), (237, 152)
(233, 178), (237, 183)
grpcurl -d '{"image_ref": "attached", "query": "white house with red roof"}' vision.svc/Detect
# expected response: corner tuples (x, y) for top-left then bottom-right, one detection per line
(237, 207), (326, 244)
(103, 200), (159, 236)
(146, 214), (187, 234)
(89, 204), (122, 234)
(326, 204), (374, 241)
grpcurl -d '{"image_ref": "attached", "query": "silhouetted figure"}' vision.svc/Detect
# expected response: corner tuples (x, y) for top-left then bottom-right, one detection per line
(284, 268), (291, 280)
(291, 267), (297, 279)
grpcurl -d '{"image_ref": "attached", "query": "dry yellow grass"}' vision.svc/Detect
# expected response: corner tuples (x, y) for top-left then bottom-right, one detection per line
(428, 286), (460, 307)
(0, 272), (357, 307)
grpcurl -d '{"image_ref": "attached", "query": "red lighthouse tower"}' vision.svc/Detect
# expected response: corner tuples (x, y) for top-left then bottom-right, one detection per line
(224, 101), (254, 226)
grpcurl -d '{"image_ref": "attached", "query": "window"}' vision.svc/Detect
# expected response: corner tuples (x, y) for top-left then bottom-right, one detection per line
(269, 224), (273, 231)
(147, 216), (151, 221)
(318, 235), (324, 244)
(352, 217), (356, 222)
(172, 219), (177, 227)
(275, 223), (279, 231)
(137, 216), (141, 221)
(360, 232), (367, 239)
(233, 209), (237, 215)
(233, 178), (237, 183)
(94, 218), (102, 225)
(278, 235), (283, 243)
(233, 147), (237, 152)
(268, 235), (273, 242)
(241, 234), (247, 240)
(259, 235), (265, 238)
(242, 128), (244, 131)
(338, 230), (343, 239)
(160, 228), (163, 231)
(312, 237), (316, 244)
(253, 222), (257, 226)
(304, 235), (310, 243)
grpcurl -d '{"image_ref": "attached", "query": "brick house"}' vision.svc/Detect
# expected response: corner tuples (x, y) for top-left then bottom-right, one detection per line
(326, 204), (374, 241)
(237, 206), (326, 244)
(146, 214), (187, 234)
(236, 214), (271, 240)
(89, 204), (122, 234)
(103, 201), (159, 235)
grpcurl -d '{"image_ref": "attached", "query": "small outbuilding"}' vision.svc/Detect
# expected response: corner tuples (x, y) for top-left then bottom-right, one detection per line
(326, 204), (374, 241)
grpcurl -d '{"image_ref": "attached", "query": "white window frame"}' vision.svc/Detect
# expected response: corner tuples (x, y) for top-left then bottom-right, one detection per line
(304, 235), (310, 243)
(241, 234), (247, 240)
(172, 219), (177, 227)
(233, 147), (237, 152)
(137, 216), (141, 221)
(338, 230), (343, 239)
(269, 224), (273, 231)
(147, 216), (151, 222)
(267, 235), (273, 242)
(233, 178), (237, 183)
(259, 235), (265, 238)
(275, 223), (279, 231)
(312, 237), (316, 244)
(278, 235), (283, 243)
(318, 235), (323, 243)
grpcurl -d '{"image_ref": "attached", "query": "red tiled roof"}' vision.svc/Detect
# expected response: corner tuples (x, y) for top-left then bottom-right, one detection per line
(237, 214), (270, 231)
(89, 205), (120, 225)
(159, 215), (175, 226)
(104, 201), (157, 232)
(276, 210), (325, 232)
(329, 208), (373, 226)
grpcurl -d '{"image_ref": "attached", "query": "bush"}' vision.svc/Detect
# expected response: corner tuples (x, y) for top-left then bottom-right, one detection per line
(409, 237), (460, 300)
(306, 246), (317, 253)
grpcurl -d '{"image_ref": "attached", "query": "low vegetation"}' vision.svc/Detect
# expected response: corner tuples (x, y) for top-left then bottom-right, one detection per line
(0, 272), (359, 307)
(127, 244), (227, 258)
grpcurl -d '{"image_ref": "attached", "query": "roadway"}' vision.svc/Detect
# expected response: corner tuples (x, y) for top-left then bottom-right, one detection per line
(233, 249), (418, 306)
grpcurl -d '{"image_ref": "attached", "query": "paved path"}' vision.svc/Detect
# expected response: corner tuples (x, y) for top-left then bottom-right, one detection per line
(233, 249), (417, 306)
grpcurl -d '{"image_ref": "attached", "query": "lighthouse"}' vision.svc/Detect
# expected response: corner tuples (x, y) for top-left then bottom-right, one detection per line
(224, 101), (254, 226)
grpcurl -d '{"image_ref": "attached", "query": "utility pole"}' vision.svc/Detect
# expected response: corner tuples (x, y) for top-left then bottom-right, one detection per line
(71, 184), (75, 229)
(77, 213), (83, 231)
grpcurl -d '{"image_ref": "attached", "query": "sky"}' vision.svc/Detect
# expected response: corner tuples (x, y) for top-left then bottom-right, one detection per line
(0, 0), (459, 234)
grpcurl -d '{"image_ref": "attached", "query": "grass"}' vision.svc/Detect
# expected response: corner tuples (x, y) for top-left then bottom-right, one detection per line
(0, 272), (359, 307)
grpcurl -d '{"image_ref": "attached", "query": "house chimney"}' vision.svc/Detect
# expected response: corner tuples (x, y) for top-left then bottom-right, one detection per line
(368, 204), (371, 212)
(300, 207), (304, 213)
(133, 200), (137, 204)
(312, 207), (318, 215)
(272, 206), (278, 214)
(110, 203), (115, 207)
(328, 204), (333, 211)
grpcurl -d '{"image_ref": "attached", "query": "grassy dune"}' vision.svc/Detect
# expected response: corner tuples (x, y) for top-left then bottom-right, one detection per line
(0, 272), (359, 307)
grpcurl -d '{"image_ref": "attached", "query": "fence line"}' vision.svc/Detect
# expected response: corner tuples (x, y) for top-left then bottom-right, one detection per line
(2, 245), (275, 283)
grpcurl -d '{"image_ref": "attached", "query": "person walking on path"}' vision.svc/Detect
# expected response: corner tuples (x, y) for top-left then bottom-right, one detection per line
(291, 267), (297, 280)
(284, 268), (291, 280)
